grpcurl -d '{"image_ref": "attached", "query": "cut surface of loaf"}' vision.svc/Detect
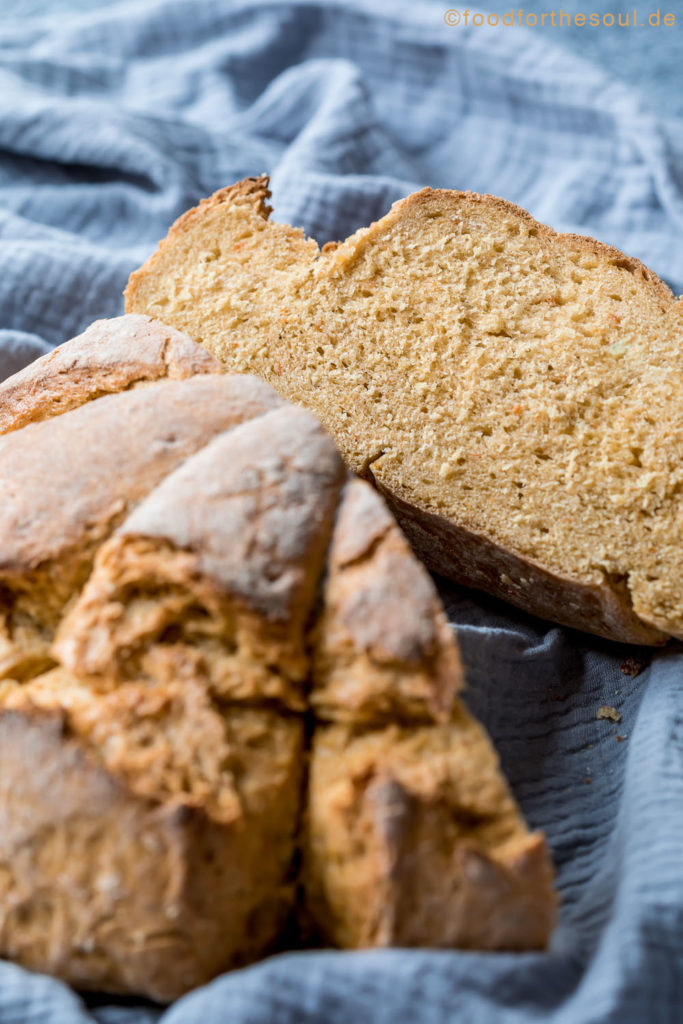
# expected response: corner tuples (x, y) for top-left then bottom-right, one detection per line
(0, 325), (556, 1000)
(126, 177), (683, 644)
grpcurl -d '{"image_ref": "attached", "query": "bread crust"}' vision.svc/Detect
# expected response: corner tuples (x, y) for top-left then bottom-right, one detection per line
(0, 375), (281, 575)
(372, 477), (667, 645)
(0, 336), (558, 996)
(119, 406), (345, 622)
(0, 375), (282, 680)
(304, 718), (556, 952)
(54, 406), (346, 708)
(304, 480), (556, 952)
(0, 314), (220, 435)
(312, 479), (465, 722)
(0, 697), (303, 1002)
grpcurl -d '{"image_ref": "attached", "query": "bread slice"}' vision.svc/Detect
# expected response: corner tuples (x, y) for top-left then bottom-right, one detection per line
(0, 314), (220, 435)
(126, 177), (683, 644)
(304, 480), (556, 950)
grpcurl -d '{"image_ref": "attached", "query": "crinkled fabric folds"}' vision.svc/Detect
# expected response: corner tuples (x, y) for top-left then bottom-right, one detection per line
(0, 2), (681, 1021)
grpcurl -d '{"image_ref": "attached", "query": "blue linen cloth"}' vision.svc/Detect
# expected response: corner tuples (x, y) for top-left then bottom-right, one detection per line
(0, 2), (681, 1021)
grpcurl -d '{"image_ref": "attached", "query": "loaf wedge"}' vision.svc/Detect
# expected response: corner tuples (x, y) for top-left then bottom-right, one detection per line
(310, 479), (462, 724)
(0, 672), (303, 1002)
(305, 480), (556, 951)
(54, 405), (347, 709)
(0, 374), (281, 680)
(306, 720), (554, 952)
(0, 314), (220, 435)
(126, 178), (683, 644)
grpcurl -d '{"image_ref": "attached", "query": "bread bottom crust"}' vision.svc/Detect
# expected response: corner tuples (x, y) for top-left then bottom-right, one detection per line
(373, 480), (666, 645)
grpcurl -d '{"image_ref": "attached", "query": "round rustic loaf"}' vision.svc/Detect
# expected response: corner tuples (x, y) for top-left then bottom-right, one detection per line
(0, 317), (556, 1002)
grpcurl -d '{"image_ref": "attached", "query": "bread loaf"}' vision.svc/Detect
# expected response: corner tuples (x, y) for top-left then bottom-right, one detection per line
(126, 177), (683, 644)
(0, 320), (556, 1000)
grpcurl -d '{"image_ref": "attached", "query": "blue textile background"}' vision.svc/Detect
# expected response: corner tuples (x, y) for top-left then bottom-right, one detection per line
(0, 2), (681, 1022)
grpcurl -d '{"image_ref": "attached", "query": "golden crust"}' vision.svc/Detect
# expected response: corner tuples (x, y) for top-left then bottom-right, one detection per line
(0, 314), (220, 436)
(305, 481), (555, 951)
(0, 375), (283, 681)
(304, 718), (556, 951)
(0, 332), (557, 998)
(0, 692), (303, 1002)
(311, 479), (465, 723)
(54, 406), (346, 709)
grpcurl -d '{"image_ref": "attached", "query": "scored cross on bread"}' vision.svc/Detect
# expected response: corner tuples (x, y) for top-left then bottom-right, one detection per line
(126, 178), (683, 644)
(0, 318), (556, 1001)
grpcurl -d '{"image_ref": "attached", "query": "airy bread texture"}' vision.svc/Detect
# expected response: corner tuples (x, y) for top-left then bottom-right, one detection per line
(0, 319), (556, 1000)
(126, 178), (683, 644)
